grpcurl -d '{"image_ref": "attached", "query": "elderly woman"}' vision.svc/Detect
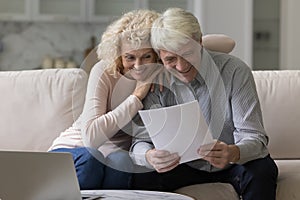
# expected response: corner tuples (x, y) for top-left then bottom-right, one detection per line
(48, 9), (235, 190)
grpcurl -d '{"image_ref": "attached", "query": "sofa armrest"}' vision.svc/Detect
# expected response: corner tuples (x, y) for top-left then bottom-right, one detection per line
(0, 68), (88, 151)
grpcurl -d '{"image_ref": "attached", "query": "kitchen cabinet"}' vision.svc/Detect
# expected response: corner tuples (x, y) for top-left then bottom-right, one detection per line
(0, 0), (31, 21)
(0, 0), (193, 22)
(87, 0), (139, 22)
(31, 0), (86, 22)
(147, 0), (192, 12)
(87, 0), (139, 23)
(87, 0), (193, 23)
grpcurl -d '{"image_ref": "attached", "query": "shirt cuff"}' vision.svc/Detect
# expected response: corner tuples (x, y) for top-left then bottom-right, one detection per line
(234, 142), (269, 165)
(130, 142), (154, 169)
(129, 95), (143, 110)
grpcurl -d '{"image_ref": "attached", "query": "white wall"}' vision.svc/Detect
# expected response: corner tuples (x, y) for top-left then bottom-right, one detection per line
(280, 0), (300, 70)
(194, 0), (300, 70)
(194, 0), (253, 67)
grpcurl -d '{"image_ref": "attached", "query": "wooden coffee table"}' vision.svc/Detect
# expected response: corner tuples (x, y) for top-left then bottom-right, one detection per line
(81, 189), (195, 200)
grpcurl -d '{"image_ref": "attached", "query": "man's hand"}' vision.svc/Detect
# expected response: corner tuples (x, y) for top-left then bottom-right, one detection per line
(198, 141), (240, 169)
(146, 149), (180, 173)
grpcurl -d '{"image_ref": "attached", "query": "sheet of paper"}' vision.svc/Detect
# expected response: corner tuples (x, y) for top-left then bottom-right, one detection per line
(138, 100), (215, 163)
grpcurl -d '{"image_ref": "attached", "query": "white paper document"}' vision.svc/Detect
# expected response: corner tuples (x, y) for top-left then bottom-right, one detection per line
(138, 100), (215, 163)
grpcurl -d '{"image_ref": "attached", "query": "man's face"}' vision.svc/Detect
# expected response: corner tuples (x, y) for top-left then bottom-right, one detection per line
(159, 40), (202, 83)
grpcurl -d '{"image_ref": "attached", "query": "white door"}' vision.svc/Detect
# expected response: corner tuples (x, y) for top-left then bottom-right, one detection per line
(193, 0), (253, 67)
(280, 0), (300, 70)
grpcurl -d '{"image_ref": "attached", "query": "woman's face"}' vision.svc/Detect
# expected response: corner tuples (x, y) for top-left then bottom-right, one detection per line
(121, 48), (158, 81)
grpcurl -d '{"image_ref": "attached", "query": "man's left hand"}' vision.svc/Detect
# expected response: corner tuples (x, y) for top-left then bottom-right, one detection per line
(198, 141), (240, 169)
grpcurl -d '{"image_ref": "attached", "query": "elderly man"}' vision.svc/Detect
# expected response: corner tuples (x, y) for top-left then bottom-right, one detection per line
(130, 8), (278, 200)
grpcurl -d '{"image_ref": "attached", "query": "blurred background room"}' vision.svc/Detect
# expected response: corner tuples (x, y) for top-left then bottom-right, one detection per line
(0, 0), (299, 71)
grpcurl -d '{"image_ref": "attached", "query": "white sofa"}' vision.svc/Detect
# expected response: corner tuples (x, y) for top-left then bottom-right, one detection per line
(0, 68), (299, 200)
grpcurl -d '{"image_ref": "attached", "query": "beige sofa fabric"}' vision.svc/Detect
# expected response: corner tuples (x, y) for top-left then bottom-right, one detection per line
(275, 160), (300, 200)
(254, 71), (300, 200)
(0, 68), (299, 200)
(0, 68), (88, 151)
(253, 70), (300, 159)
(175, 183), (239, 200)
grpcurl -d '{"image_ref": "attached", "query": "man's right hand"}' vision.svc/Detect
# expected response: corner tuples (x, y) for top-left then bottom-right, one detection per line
(146, 149), (180, 173)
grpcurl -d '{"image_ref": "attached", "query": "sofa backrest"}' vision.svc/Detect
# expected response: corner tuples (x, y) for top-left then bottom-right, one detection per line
(0, 68), (88, 151)
(0, 68), (298, 159)
(253, 70), (300, 160)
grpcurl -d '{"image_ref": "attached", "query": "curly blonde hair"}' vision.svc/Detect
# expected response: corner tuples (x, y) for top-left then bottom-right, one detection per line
(97, 9), (160, 76)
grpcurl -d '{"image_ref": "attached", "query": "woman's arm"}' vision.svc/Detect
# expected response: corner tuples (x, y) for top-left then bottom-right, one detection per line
(81, 61), (143, 149)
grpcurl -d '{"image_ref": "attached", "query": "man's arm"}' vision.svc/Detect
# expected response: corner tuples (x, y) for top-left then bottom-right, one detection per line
(129, 85), (180, 171)
(129, 89), (162, 168)
(130, 115), (154, 169)
(199, 58), (269, 168)
(230, 64), (269, 164)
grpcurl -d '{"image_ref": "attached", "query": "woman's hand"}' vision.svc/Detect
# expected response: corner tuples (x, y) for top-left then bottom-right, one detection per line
(132, 64), (164, 100)
(150, 69), (171, 92)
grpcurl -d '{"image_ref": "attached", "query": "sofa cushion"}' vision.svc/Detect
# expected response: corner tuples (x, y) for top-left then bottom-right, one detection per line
(253, 70), (300, 159)
(174, 183), (239, 200)
(0, 68), (88, 151)
(174, 159), (300, 200)
(275, 160), (300, 200)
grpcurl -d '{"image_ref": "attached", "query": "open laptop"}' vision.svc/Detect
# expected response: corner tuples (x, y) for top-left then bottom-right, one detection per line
(0, 151), (101, 200)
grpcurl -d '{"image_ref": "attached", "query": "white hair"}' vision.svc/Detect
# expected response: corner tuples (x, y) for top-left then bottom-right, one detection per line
(151, 8), (202, 52)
